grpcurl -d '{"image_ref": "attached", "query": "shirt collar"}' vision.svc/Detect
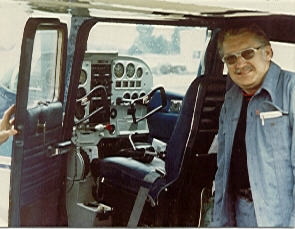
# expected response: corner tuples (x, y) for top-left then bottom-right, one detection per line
(256, 61), (281, 101)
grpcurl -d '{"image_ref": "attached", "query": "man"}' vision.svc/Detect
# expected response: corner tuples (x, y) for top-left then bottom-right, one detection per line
(0, 105), (17, 144)
(211, 24), (295, 227)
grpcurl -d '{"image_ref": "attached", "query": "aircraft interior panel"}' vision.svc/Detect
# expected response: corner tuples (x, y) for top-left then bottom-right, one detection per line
(111, 56), (153, 136)
(73, 52), (153, 146)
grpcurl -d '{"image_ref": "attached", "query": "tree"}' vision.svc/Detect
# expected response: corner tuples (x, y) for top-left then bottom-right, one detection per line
(128, 25), (180, 55)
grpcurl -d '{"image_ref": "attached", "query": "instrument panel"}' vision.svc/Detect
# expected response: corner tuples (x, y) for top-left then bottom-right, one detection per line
(111, 56), (152, 106)
(74, 52), (153, 140)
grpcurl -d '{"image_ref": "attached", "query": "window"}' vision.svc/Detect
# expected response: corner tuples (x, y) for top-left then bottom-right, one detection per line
(27, 29), (61, 107)
(271, 41), (295, 72)
(88, 22), (208, 95)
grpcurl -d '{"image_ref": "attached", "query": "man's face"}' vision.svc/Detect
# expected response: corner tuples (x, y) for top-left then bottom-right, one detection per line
(222, 32), (272, 94)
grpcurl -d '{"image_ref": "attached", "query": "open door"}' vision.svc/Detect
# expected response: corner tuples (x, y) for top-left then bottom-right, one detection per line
(8, 18), (68, 226)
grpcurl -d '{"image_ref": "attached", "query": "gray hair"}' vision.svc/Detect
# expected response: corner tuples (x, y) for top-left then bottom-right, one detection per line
(217, 24), (271, 57)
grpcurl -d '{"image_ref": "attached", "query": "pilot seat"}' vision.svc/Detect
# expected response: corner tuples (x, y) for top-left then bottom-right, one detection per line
(90, 75), (226, 226)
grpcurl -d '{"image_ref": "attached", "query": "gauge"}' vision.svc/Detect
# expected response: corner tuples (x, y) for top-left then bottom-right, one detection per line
(114, 63), (124, 78)
(77, 87), (86, 99)
(126, 63), (135, 78)
(136, 67), (143, 78)
(123, 92), (131, 100)
(131, 92), (138, 100)
(79, 70), (87, 84)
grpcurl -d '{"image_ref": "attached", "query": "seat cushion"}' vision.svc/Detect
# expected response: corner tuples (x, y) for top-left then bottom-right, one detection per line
(91, 156), (165, 194)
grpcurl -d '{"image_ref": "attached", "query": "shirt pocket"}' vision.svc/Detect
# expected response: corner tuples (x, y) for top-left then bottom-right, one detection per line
(259, 102), (291, 170)
(260, 102), (293, 206)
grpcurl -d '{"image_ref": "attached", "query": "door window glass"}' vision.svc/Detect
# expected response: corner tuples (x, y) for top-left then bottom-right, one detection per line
(27, 29), (59, 108)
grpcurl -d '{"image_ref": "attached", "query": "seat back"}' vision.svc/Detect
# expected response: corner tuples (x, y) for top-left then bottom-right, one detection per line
(164, 76), (203, 183)
(164, 75), (226, 184)
(155, 76), (226, 226)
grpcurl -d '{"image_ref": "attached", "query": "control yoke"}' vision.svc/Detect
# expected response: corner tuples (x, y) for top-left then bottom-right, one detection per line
(75, 85), (109, 126)
(116, 86), (167, 123)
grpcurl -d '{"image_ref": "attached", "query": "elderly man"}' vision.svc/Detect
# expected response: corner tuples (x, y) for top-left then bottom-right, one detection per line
(0, 105), (17, 144)
(211, 24), (295, 227)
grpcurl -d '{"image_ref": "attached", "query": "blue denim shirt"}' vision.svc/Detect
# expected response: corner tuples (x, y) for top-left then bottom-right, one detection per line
(212, 62), (295, 227)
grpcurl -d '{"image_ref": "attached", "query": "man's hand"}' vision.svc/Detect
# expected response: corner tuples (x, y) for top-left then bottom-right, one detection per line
(0, 105), (17, 144)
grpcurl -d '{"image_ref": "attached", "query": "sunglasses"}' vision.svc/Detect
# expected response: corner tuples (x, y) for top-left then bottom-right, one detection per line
(222, 46), (264, 65)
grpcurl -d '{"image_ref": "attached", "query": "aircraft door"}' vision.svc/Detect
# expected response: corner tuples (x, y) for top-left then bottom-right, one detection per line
(9, 18), (68, 226)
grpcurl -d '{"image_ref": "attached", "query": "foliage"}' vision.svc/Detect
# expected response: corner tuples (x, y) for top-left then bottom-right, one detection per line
(128, 25), (180, 55)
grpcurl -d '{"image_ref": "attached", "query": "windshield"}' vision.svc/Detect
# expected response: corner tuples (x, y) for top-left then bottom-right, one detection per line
(88, 22), (208, 95)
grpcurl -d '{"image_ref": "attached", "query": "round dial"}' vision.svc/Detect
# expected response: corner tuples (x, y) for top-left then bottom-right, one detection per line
(123, 92), (131, 100)
(79, 70), (87, 84)
(126, 63), (135, 78)
(114, 63), (124, 78)
(136, 67), (143, 78)
(131, 92), (138, 100)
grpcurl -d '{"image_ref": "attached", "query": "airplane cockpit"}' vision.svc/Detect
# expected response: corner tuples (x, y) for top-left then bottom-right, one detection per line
(72, 51), (166, 156)
(65, 42), (224, 226)
(4, 0), (295, 228)
(67, 52), (171, 226)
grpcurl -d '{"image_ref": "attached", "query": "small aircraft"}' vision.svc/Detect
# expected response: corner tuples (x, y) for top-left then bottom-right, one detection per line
(1, 0), (295, 227)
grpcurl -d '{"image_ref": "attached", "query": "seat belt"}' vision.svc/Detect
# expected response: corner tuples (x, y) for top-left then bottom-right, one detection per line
(127, 171), (161, 227)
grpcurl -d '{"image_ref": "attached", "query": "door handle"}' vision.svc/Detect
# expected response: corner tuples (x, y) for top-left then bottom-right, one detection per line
(47, 140), (72, 157)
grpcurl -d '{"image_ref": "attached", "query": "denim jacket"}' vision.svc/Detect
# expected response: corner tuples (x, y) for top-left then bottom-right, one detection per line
(211, 62), (295, 227)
